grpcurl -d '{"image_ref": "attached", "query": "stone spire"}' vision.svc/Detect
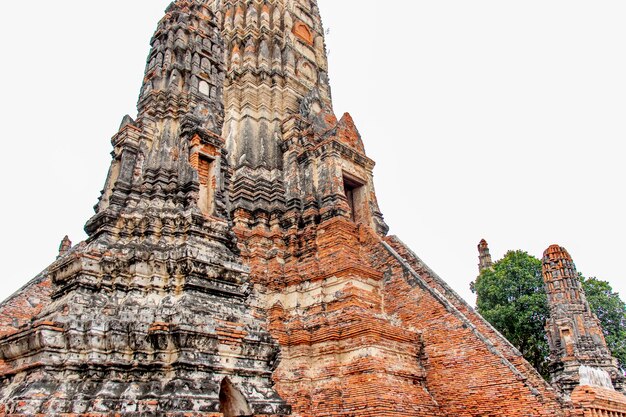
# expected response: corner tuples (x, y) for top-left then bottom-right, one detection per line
(0, 2), (289, 414)
(57, 235), (72, 258)
(212, 0), (341, 221)
(218, 0), (332, 174)
(88, 0), (228, 238)
(477, 239), (493, 273)
(205, 0), (388, 235)
(542, 244), (624, 397)
(136, 1), (224, 130)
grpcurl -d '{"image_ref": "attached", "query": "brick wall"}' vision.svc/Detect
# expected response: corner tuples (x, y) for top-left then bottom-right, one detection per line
(571, 385), (626, 417)
(235, 216), (577, 416)
(0, 272), (52, 338)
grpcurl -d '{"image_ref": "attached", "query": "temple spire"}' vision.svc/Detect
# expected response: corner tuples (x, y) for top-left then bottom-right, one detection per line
(137, 0), (224, 132)
(87, 0), (230, 239)
(57, 235), (71, 258)
(0, 3), (289, 414)
(217, 0), (333, 214)
(542, 244), (624, 397)
(477, 239), (493, 273)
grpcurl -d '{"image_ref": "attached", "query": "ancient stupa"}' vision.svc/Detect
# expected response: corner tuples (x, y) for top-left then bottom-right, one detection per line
(1, 1), (626, 416)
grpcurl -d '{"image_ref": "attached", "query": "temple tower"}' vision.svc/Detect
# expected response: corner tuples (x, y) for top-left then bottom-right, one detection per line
(477, 239), (493, 273)
(210, 0), (333, 218)
(0, 2), (288, 415)
(8, 2), (626, 417)
(216, 0), (333, 152)
(542, 244), (624, 397)
(200, 2), (431, 416)
(206, 0), (389, 236)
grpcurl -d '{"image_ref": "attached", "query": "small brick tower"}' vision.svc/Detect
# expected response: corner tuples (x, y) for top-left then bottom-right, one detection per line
(57, 235), (72, 258)
(542, 244), (624, 397)
(477, 239), (493, 273)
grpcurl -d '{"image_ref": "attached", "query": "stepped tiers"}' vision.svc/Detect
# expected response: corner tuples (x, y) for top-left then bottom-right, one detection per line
(0, 2), (288, 415)
(542, 245), (625, 398)
(1, 1), (626, 416)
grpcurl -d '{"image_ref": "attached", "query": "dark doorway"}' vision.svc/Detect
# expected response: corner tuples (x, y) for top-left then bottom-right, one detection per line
(198, 155), (215, 216)
(343, 174), (364, 222)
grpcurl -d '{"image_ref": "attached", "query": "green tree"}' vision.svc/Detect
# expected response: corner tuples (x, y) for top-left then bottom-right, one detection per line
(471, 250), (550, 377)
(471, 251), (626, 378)
(581, 276), (626, 367)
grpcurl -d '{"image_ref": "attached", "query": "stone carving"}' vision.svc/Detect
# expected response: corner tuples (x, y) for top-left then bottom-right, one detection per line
(57, 235), (72, 258)
(0, 2), (288, 415)
(2, 1), (626, 416)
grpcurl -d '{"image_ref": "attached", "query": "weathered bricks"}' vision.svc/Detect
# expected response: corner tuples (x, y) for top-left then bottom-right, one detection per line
(543, 245), (625, 396)
(2, 1), (626, 416)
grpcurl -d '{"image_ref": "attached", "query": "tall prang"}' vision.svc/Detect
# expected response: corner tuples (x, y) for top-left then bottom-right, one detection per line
(208, 0), (388, 235)
(542, 245), (625, 397)
(0, 2), (289, 415)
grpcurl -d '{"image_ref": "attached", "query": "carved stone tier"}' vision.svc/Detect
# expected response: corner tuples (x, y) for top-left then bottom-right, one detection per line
(543, 245), (625, 398)
(0, 1), (288, 415)
(3, 1), (626, 416)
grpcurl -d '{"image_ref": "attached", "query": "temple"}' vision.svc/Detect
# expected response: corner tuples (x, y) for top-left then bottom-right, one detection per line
(0, 2), (288, 414)
(1, 1), (626, 416)
(542, 245), (625, 397)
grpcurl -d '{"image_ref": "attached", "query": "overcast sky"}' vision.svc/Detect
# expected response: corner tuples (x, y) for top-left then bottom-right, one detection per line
(0, 1), (624, 306)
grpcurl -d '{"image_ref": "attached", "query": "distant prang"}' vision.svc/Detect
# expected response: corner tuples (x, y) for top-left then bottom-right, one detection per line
(479, 240), (626, 406)
(1, 1), (626, 416)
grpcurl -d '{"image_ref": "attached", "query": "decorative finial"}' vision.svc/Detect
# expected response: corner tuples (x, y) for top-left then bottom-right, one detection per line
(58, 235), (72, 258)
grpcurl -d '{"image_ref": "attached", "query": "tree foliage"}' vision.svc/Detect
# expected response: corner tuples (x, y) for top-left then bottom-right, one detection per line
(471, 250), (626, 379)
(471, 250), (549, 377)
(581, 276), (626, 367)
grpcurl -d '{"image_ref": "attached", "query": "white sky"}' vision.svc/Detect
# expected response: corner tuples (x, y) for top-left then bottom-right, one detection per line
(0, 1), (624, 306)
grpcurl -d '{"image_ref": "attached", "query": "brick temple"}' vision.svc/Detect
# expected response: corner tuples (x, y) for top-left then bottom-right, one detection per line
(1, 1), (625, 416)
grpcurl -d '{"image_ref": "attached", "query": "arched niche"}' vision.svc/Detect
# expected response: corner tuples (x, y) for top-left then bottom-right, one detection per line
(219, 377), (253, 417)
(199, 80), (210, 96)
